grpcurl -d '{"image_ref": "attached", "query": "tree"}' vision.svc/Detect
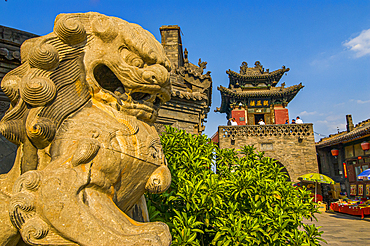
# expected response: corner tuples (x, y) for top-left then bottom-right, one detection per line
(146, 126), (324, 245)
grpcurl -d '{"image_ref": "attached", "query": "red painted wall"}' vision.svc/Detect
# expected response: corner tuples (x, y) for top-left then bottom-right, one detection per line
(274, 108), (289, 124)
(231, 110), (247, 125)
(211, 131), (219, 143)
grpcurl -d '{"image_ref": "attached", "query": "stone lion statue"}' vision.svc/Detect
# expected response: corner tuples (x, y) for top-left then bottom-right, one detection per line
(0, 12), (172, 245)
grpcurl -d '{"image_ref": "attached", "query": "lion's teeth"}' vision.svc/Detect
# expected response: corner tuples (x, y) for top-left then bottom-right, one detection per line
(120, 93), (128, 101)
(114, 87), (125, 96)
(146, 95), (156, 103)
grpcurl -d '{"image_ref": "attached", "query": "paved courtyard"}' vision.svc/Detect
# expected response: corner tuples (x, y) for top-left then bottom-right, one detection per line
(303, 211), (370, 245)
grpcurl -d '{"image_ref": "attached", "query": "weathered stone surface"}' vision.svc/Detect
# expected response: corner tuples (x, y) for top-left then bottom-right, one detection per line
(218, 124), (318, 182)
(0, 12), (172, 245)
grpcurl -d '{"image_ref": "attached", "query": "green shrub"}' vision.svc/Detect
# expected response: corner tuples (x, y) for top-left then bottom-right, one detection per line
(146, 126), (324, 245)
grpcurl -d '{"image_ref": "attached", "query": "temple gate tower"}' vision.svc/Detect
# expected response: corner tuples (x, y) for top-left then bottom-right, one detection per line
(214, 61), (318, 182)
(156, 25), (212, 134)
(216, 61), (302, 125)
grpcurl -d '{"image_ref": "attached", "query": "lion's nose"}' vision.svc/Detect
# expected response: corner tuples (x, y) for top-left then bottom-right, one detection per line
(142, 70), (157, 83)
(145, 165), (171, 194)
(141, 64), (169, 86)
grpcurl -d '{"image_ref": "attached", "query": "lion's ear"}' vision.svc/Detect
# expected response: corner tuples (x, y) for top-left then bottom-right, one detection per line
(92, 15), (118, 42)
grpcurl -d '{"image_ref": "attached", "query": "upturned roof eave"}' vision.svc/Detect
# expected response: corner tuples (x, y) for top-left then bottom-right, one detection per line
(217, 84), (304, 99)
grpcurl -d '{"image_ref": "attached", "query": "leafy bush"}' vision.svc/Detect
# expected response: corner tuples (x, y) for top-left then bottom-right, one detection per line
(146, 126), (324, 245)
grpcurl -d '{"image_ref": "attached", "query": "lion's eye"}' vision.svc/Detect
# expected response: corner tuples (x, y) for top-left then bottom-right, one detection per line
(121, 48), (144, 68)
(130, 57), (144, 68)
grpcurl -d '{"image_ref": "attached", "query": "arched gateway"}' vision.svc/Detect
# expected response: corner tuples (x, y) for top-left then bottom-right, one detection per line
(275, 161), (291, 181)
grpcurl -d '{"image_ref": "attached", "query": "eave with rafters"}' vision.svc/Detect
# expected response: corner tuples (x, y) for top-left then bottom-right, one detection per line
(216, 83), (303, 114)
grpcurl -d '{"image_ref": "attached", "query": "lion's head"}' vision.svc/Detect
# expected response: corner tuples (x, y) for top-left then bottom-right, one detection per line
(0, 12), (171, 151)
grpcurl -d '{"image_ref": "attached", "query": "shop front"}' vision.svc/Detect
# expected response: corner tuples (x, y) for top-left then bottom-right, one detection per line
(316, 115), (370, 198)
(345, 147), (370, 199)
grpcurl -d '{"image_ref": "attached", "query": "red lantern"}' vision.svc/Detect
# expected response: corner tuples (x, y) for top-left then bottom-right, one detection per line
(361, 142), (370, 151)
(331, 149), (339, 156)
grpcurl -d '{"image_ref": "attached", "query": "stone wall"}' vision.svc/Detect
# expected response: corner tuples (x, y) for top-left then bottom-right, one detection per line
(218, 123), (318, 182)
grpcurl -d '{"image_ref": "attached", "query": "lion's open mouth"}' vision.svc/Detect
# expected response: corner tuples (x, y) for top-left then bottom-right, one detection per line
(93, 64), (163, 111)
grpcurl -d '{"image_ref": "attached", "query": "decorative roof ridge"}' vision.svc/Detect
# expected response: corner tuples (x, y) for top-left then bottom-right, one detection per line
(316, 120), (370, 147)
(171, 88), (208, 101)
(176, 62), (212, 81)
(218, 83), (303, 96)
(226, 67), (289, 78)
(355, 118), (370, 128)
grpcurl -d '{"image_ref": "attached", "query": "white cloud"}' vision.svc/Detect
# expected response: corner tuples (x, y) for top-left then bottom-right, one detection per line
(328, 123), (346, 133)
(316, 120), (328, 125)
(356, 99), (370, 104)
(334, 102), (345, 107)
(325, 115), (342, 121)
(309, 54), (340, 68)
(344, 29), (370, 58)
(299, 111), (317, 116)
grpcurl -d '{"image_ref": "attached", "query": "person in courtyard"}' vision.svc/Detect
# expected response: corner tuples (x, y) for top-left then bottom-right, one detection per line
(323, 187), (330, 210)
(285, 119), (289, 124)
(230, 118), (238, 126)
(227, 118), (232, 125)
(258, 118), (265, 125)
(291, 119), (296, 124)
(296, 116), (303, 124)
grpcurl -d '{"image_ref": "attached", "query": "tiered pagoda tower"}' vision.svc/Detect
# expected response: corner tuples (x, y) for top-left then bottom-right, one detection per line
(214, 61), (318, 182)
(216, 61), (303, 125)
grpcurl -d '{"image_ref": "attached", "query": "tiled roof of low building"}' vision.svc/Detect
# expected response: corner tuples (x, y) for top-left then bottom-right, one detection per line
(316, 119), (370, 147)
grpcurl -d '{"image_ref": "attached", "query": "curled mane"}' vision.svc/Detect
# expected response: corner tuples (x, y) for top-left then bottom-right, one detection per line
(0, 14), (93, 172)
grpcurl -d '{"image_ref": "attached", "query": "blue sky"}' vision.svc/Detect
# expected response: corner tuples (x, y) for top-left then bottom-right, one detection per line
(2, 0), (370, 141)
